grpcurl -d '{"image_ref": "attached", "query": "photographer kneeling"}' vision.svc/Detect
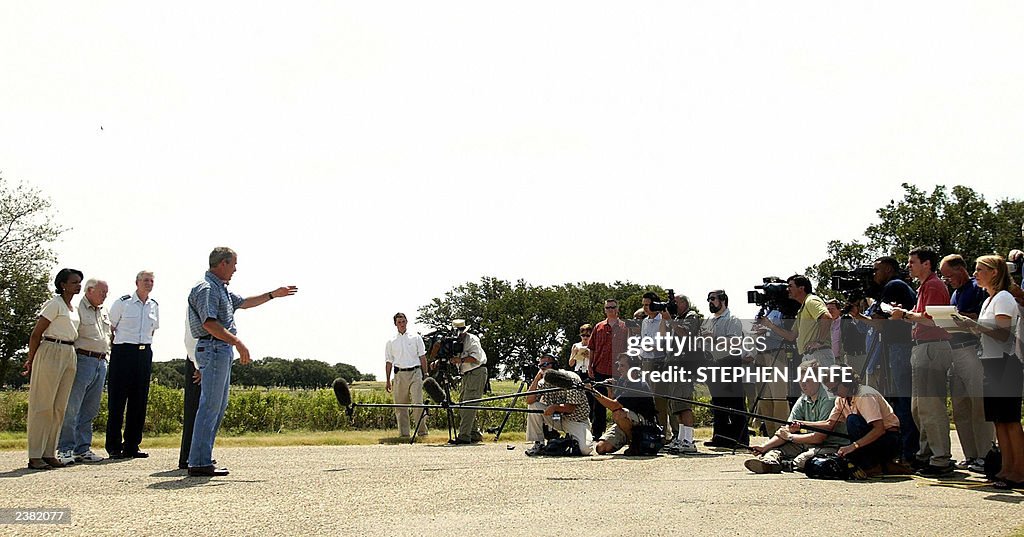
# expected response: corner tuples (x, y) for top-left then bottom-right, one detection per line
(593, 354), (660, 455)
(795, 366), (902, 476)
(745, 361), (849, 473)
(525, 355), (593, 456)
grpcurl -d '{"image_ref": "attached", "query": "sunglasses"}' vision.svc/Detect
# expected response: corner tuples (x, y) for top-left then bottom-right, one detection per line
(707, 297), (718, 302)
(605, 306), (618, 309)
(580, 332), (591, 337)
(539, 362), (555, 368)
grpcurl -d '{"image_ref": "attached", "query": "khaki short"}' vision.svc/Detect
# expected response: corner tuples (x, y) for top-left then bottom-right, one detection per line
(597, 408), (643, 452)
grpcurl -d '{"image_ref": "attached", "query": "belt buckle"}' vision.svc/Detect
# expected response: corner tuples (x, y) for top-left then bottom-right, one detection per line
(138, 345), (146, 350)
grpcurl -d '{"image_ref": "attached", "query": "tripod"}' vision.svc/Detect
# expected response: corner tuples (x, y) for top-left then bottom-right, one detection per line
(745, 343), (793, 436)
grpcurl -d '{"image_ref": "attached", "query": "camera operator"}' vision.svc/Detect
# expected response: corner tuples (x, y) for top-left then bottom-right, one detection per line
(449, 319), (488, 445)
(748, 296), (792, 438)
(593, 354), (659, 455)
(524, 355), (593, 456)
(939, 254), (994, 472)
(663, 293), (700, 454)
(639, 292), (673, 443)
(890, 247), (955, 475)
(844, 256), (919, 464)
(701, 289), (748, 448)
(758, 275), (835, 366)
(744, 361), (849, 473)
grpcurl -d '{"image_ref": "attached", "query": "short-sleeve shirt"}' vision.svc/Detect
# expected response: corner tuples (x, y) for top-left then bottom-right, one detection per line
(39, 296), (79, 341)
(188, 271), (245, 338)
(640, 315), (667, 360)
(790, 385), (848, 447)
(74, 296), (110, 354)
(979, 290), (1020, 359)
(613, 377), (656, 421)
(385, 331), (426, 368)
(950, 278), (987, 344)
(108, 292), (159, 344)
(457, 332), (487, 373)
(828, 384), (900, 431)
(540, 372), (590, 422)
(795, 294), (829, 355)
(702, 308), (743, 359)
(588, 318), (628, 377)
(912, 273), (951, 341)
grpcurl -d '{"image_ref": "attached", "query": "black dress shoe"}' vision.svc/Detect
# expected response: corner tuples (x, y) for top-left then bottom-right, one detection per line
(108, 452), (126, 459)
(127, 451), (149, 459)
(188, 465), (229, 477)
(448, 438), (472, 445)
(703, 438), (736, 449)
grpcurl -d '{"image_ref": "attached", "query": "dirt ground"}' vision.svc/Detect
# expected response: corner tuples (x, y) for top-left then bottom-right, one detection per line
(0, 434), (1021, 536)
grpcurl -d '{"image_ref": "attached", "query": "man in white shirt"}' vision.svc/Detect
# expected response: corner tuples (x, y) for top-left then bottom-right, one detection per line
(106, 270), (159, 459)
(450, 319), (487, 444)
(385, 313), (429, 437)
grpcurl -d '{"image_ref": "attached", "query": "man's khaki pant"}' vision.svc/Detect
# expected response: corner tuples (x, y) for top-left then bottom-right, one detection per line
(526, 402), (593, 455)
(457, 366), (487, 442)
(949, 344), (994, 459)
(392, 369), (426, 436)
(911, 341), (953, 466)
(760, 438), (838, 470)
(27, 341), (77, 458)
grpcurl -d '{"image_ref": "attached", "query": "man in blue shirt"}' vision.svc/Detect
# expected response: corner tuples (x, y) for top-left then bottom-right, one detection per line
(939, 254), (993, 472)
(186, 247), (297, 477)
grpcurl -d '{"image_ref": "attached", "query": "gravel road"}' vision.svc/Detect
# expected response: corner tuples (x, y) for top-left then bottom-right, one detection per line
(0, 435), (1021, 536)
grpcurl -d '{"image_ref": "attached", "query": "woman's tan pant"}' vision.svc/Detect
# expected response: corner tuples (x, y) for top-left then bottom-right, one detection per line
(27, 341), (77, 458)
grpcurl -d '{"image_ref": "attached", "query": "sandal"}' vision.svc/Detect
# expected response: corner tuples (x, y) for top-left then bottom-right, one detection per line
(992, 479), (1022, 490)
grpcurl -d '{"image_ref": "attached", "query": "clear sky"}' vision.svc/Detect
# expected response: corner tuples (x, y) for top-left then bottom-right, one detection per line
(2, 2), (1022, 378)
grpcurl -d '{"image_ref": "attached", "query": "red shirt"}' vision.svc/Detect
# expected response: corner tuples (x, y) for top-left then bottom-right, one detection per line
(587, 318), (627, 377)
(912, 272), (951, 341)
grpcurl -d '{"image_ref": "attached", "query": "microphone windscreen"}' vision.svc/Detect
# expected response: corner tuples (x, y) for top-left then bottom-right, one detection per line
(423, 376), (447, 404)
(332, 378), (352, 408)
(543, 369), (580, 389)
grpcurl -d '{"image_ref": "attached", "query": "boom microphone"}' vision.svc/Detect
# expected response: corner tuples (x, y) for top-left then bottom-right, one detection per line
(542, 369), (584, 390)
(332, 378), (352, 408)
(423, 377), (447, 405)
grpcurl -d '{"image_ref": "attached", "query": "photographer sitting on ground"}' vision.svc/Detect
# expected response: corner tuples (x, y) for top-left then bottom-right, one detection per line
(592, 354), (659, 455)
(525, 355), (593, 456)
(796, 366), (902, 476)
(744, 361), (849, 473)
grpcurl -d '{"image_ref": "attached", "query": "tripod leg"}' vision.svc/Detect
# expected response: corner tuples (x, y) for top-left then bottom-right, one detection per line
(410, 408), (429, 445)
(493, 381), (528, 441)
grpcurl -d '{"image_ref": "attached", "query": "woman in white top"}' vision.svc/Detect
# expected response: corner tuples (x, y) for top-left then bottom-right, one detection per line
(959, 255), (1023, 489)
(568, 324), (592, 377)
(23, 268), (83, 470)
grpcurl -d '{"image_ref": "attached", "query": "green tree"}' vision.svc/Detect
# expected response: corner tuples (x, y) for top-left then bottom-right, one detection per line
(416, 278), (670, 379)
(806, 183), (1023, 296)
(0, 176), (65, 385)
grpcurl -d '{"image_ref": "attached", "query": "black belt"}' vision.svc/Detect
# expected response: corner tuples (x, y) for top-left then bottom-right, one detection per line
(949, 340), (978, 350)
(912, 339), (949, 347)
(115, 343), (151, 350)
(197, 335), (227, 343)
(43, 336), (74, 346)
(394, 365), (420, 372)
(76, 349), (108, 359)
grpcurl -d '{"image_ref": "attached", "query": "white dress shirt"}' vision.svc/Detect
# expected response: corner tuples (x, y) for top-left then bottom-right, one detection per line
(109, 292), (159, 344)
(386, 331), (426, 369)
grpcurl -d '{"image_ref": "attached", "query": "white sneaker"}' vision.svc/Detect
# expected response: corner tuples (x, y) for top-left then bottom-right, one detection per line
(56, 450), (76, 465)
(678, 440), (698, 454)
(75, 450), (105, 463)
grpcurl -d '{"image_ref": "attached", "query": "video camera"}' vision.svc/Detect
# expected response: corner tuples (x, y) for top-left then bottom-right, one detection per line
(748, 277), (800, 318)
(829, 265), (880, 306)
(648, 289), (678, 316)
(422, 329), (465, 361)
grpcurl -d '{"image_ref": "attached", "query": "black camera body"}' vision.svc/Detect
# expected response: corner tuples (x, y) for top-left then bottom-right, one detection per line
(830, 265), (880, 305)
(423, 329), (465, 360)
(748, 278), (800, 318)
(648, 288), (678, 316)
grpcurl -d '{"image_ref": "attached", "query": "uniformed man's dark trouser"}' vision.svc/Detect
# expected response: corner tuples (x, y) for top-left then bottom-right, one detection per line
(105, 344), (153, 455)
(178, 360), (201, 468)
